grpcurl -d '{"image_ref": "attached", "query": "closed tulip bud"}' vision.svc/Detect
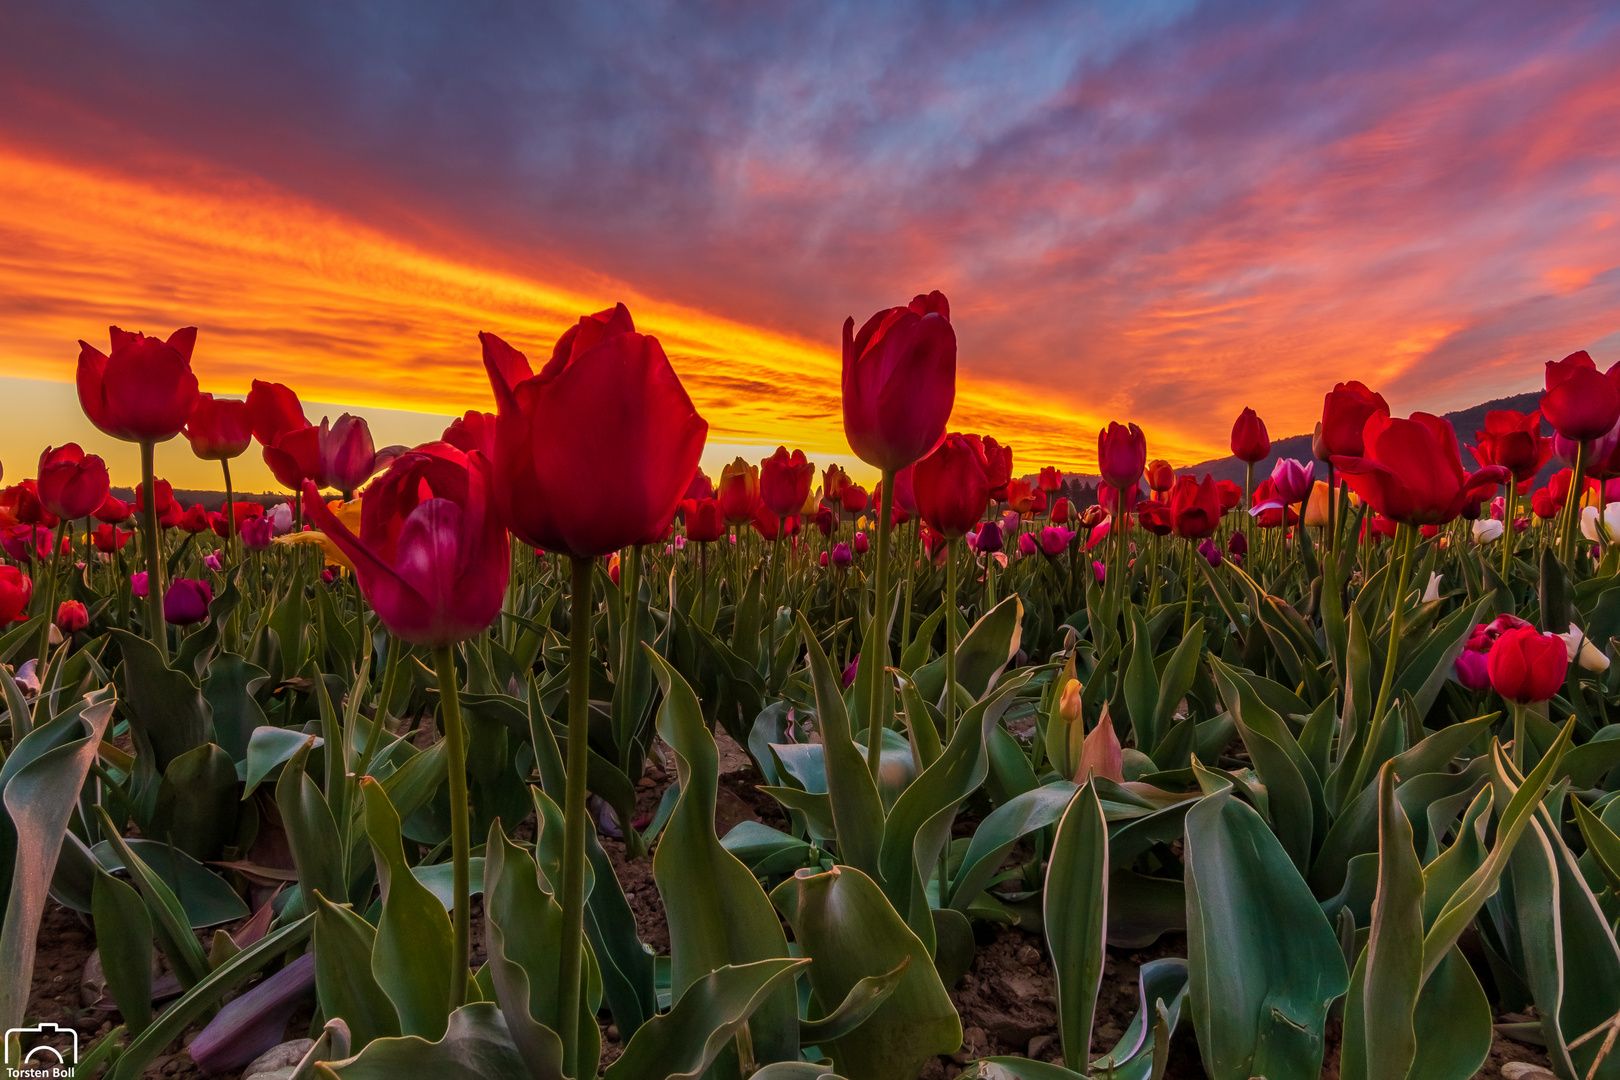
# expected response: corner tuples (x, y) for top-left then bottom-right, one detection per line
(1096, 423), (1147, 491)
(1473, 518), (1505, 544)
(1488, 625), (1568, 703)
(179, 503), (213, 533)
(1452, 649), (1489, 692)
(819, 551), (829, 568)
(608, 553), (621, 586)
(1312, 422), (1331, 463)
(1039, 526), (1074, 556)
(55, 600), (89, 634)
(304, 444), (509, 647)
(1542, 351), (1620, 442)
(1145, 459), (1174, 493)
(972, 520), (1003, 553)
(716, 457), (760, 524)
(322, 413), (381, 494)
(760, 447), (815, 518)
(977, 437), (1013, 502)
(184, 394), (254, 461)
(1531, 487), (1560, 519)
(1091, 560), (1107, 584)
(684, 467), (715, 502)
(0, 567), (32, 623)
(1320, 381), (1391, 459)
(92, 523), (132, 552)
(1051, 497), (1073, 524)
(1230, 407), (1271, 464)
(683, 498), (726, 542)
(76, 326), (201, 443)
(130, 571), (149, 598)
(1058, 679), (1082, 723)
(134, 478), (176, 519)
(240, 515), (274, 550)
(831, 542), (853, 567)
(1303, 481), (1332, 527)
(481, 305), (707, 558)
(841, 291), (956, 472)
(163, 578), (213, 625)
(841, 483), (869, 514)
(1038, 466), (1062, 492)
(1169, 475), (1221, 540)
(1198, 538), (1222, 567)
(94, 495), (132, 524)
(854, 531), (869, 554)
(203, 551), (223, 572)
(1018, 532), (1037, 556)
(1227, 530), (1249, 556)
(38, 444), (111, 521)
(913, 433), (992, 540)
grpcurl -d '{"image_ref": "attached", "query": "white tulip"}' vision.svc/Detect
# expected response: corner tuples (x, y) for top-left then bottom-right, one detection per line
(1423, 572), (1444, 602)
(1579, 503), (1620, 543)
(1558, 622), (1611, 672)
(1472, 519), (1504, 544)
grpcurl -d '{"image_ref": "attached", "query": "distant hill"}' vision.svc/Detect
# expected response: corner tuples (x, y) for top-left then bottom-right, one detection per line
(1035, 391), (1549, 494)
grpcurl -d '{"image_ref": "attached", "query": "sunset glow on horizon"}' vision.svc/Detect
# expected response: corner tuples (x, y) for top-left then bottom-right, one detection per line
(2, 1), (1618, 491)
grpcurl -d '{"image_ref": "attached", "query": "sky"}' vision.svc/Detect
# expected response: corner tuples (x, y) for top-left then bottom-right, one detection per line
(1, 0), (1618, 491)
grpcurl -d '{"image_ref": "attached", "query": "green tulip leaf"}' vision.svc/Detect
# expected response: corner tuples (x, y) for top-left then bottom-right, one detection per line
(312, 893), (402, 1049)
(1044, 780), (1108, 1071)
(316, 1002), (531, 1080)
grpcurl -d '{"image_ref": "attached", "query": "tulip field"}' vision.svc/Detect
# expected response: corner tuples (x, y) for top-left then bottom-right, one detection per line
(5, 296), (1620, 1080)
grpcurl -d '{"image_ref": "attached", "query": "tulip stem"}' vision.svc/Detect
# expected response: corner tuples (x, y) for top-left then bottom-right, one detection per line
(1369, 523), (1414, 739)
(1563, 441), (1587, 566)
(865, 468), (896, 780)
(558, 556), (594, 1078)
(1511, 701), (1526, 773)
(1182, 539), (1196, 638)
(430, 645), (471, 1009)
(138, 441), (168, 662)
(1501, 482), (1515, 581)
(945, 537), (960, 738)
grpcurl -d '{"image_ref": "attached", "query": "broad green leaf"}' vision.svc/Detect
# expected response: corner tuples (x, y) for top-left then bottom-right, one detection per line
(1338, 944), (1491, 1080)
(0, 692), (113, 1033)
(111, 628), (213, 772)
(605, 959), (810, 1080)
(647, 650), (798, 1068)
(798, 959), (909, 1046)
(91, 867), (154, 1035)
(1359, 762), (1424, 1080)
(151, 742), (239, 861)
(1152, 622), (1204, 756)
(949, 782), (1075, 913)
(90, 837), (250, 928)
(242, 724), (324, 796)
(1087, 956), (1190, 1080)
(1123, 609), (1158, 751)
(796, 613), (886, 880)
(317, 1002), (530, 1080)
(92, 810), (213, 989)
(1184, 786), (1348, 1080)
(312, 893), (401, 1049)
(772, 865), (960, 1080)
(1044, 781), (1108, 1071)
(361, 777), (454, 1040)
(278, 736), (347, 907)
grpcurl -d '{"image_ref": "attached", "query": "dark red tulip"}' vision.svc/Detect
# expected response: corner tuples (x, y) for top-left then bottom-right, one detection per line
(1320, 381), (1391, 459)
(1169, 475), (1221, 540)
(1051, 497), (1073, 524)
(38, 444), (111, 521)
(93, 523), (132, 552)
(55, 600), (89, 634)
(322, 414), (383, 494)
(95, 495), (132, 524)
(211, 502), (265, 538)
(1030, 488), (1048, 514)
(1251, 479), (1298, 529)
(1332, 412), (1510, 526)
(1, 481), (55, 527)
(441, 410), (497, 460)
(1470, 410), (1549, 483)
(684, 467), (715, 502)
(1038, 467), (1062, 492)
(913, 433), (991, 539)
(1230, 407), (1271, 464)
(1227, 531), (1249, 557)
(830, 541), (853, 567)
(263, 423), (327, 492)
(305, 445), (510, 647)
(812, 503), (837, 537)
(752, 501), (799, 541)
(1097, 423), (1147, 492)
(682, 498), (725, 542)
(970, 520), (1003, 553)
(179, 503), (213, 534)
(1541, 351), (1620, 442)
(841, 291), (956, 472)
(76, 326), (200, 443)
(0, 567), (32, 623)
(1487, 625), (1568, 704)
(1136, 500), (1172, 536)
(823, 464), (850, 502)
(841, 484), (869, 515)
(163, 578), (213, 625)
(482, 306), (707, 558)
(979, 437), (1013, 502)
(760, 447), (815, 518)
(185, 394), (254, 460)
(717, 458), (760, 525)
(1216, 480), (1242, 510)
(135, 479), (175, 519)
(1099, 481), (1143, 518)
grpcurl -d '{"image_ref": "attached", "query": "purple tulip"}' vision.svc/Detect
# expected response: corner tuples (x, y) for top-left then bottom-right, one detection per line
(854, 531), (870, 554)
(841, 656), (860, 689)
(1453, 648), (1490, 693)
(1039, 526), (1075, 556)
(1018, 532), (1038, 556)
(973, 520), (1004, 553)
(1091, 560), (1107, 583)
(1228, 531), (1249, 556)
(163, 578), (213, 625)
(831, 542), (853, 568)
(1198, 538), (1223, 567)
(240, 515), (274, 550)
(203, 550), (223, 572)
(1269, 458), (1315, 505)
(130, 571), (148, 598)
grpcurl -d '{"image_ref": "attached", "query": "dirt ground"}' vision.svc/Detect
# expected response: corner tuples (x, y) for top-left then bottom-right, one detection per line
(27, 730), (1559, 1078)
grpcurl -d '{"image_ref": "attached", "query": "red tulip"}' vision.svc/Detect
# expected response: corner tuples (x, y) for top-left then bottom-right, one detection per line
(2, 525), (52, 563)
(246, 380), (310, 447)
(95, 495), (132, 524)
(1030, 488), (1048, 515)
(751, 501), (799, 541)
(1051, 497), (1073, 524)
(1039, 526), (1075, 556)
(1, 481), (55, 527)
(441, 410), (497, 460)
(841, 484), (869, 515)
(241, 516), (274, 550)
(1227, 531), (1249, 557)
(760, 447), (815, 518)
(322, 414), (383, 494)
(1541, 351), (1620, 442)
(163, 578), (213, 625)
(1145, 459), (1174, 493)
(1320, 381), (1391, 459)
(263, 422), (327, 492)
(1169, 475), (1221, 540)
(304, 445), (510, 647)
(685, 467), (715, 502)
(1470, 410), (1549, 483)
(1251, 479), (1298, 529)
(1215, 480), (1242, 511)
(913, 433), (991, 539)
(1230, 408), (1271, 464)
(55, 600), (89, 634)
(682, 497), (725, 542)
(979, 437), (1013, 502)
(38, 444), (111, 521)
(185, 394), (254, 460)
(1038, 466), (1063, 492)
(717, 458), (760, 525)
(1531, 486), (1561, 519)
(877, 464), (918, 522)
(135, 479), (176, 519)
(812, 502), (837, 537)
(481, 306), (708, 558)
(1331, 413), (1509, 526)
(1099, 481), (1143, 518)
(179, 503), (213, 534)
(1006, 478), (1037, 515)
(1097, 423), (1147, 492)
(0, 566), (32, 623)
(822, 464), (850, 503)
(93, 523), (133, 552)
(76, 326), (200, 443)
(841, 291), (956, 472)
(212, 502), (265, 537)
(1487, 625), (1568, 704)
(1136, 500), (1172, 536)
